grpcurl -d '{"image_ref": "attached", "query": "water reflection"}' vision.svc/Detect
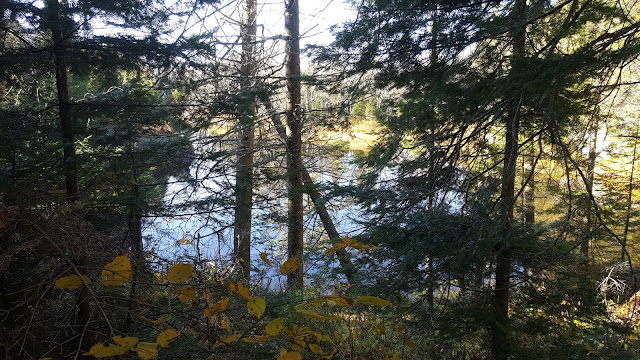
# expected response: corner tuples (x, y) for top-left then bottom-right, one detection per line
(142, 133), (365, 288)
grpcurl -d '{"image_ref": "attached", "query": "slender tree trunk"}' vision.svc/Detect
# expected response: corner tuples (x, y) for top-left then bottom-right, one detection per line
(47, 1), (90, 350)
(233, 0), (257, 280)
(582, 118), (599, 258)
(622, 134), (637, 261)
(284, 0), (304, 288)
(524, 143), (535, 225)
(267, 103), (356, 283)
(520, 141), (536, 278)
(48, 0), (78, 199)
(425, 5), (439, 311)
(492, 1), (526, 359)
(301, 170), (357, 282)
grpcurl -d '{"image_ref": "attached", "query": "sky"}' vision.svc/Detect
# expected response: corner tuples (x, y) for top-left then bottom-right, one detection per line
(281, 0), (356, 47)
(80, 0), (357, 70)
(83, 0), (356, 42)
(255, 0), (357, 68)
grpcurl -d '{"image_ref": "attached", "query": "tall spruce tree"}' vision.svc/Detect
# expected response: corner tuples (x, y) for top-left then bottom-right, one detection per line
(318, 0), (640, 357)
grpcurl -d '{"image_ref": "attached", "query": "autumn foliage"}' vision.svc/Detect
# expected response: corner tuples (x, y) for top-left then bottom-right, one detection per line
(50, 237), (401, 359)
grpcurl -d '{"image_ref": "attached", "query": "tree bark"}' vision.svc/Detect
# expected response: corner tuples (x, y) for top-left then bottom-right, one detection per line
(48, 0), (78, 199)
(233, 0), (257, 280)
(492, 1), (526, 359)
(47, 0), (90, 347)
(284, 0), (304, 288)
(621, 130), (637, 262)
(426, 5), (439, 311)
(524, 144), (535, 225)
(582, 118), (599, 258)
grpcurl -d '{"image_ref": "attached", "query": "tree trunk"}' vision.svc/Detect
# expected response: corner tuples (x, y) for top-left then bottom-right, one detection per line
(425, 5), (439, 311)
(284, 0), (304, 288)
(233, 0), (257, 281)
(524, 144), (535, 225)
(47, 0), (90, 349)
(521, 140), (536, 278)
(582, 118), (599, 258)
(48, 0), (78, 199)
(622, 131), (637, 261)
(492, 1), (526, 359)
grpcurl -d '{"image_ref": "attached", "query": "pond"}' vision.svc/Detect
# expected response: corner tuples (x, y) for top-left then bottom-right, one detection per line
(142, 131), (367, 289)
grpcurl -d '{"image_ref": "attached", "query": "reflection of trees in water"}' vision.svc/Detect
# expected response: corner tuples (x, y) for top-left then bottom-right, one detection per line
(143, 131), (365, 286)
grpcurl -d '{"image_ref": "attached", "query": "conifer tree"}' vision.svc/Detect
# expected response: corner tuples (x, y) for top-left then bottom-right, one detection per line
(318, 0), (640, 357)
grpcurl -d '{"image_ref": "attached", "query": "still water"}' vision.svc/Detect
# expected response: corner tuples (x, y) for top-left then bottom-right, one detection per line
(142, 133), (366, 288)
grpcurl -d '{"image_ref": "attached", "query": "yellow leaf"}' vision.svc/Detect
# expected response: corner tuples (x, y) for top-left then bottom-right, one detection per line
(243, 335), (271, 343)
(291, 343), (304, 352)
(266, 317), (286, 336)
(101, 255), (132, 286)
(309, 343), (323, 354)
(85, 336), (138, 357)
(325, 236), (380, 255)
(277, 349), (303, 360)
(236, 281), (251, 299)
(296, 297), (328, 310)
(260, 252), (273, 266)
(311, 330), (323, 341)
(157, 329), (180, 348)
(213, 333), (242, 348)
(229, 281), (252, 300)
(356, 296), (392, 307)
(220, 317), (232, 332)
(280, 257), (301, 275)
(322, 295), (354, 306)
(86, 343), (122, 357)
(386, 354), (400, 360)
(325, 238), (347, 255)
(55, 274), (91, 290)
(177, 286), (197, 303)
(247, 297), (266, 318)
(134, 342), (158, 360)
(294, 338), (306, 347)
(113, 336), (139, 349)
(295, 309), (327, 320)
(167, 263), (193, 284)
(310, 341), (337, 359)
(204, 297), (230, 317)
(585, 344), (597, 354)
